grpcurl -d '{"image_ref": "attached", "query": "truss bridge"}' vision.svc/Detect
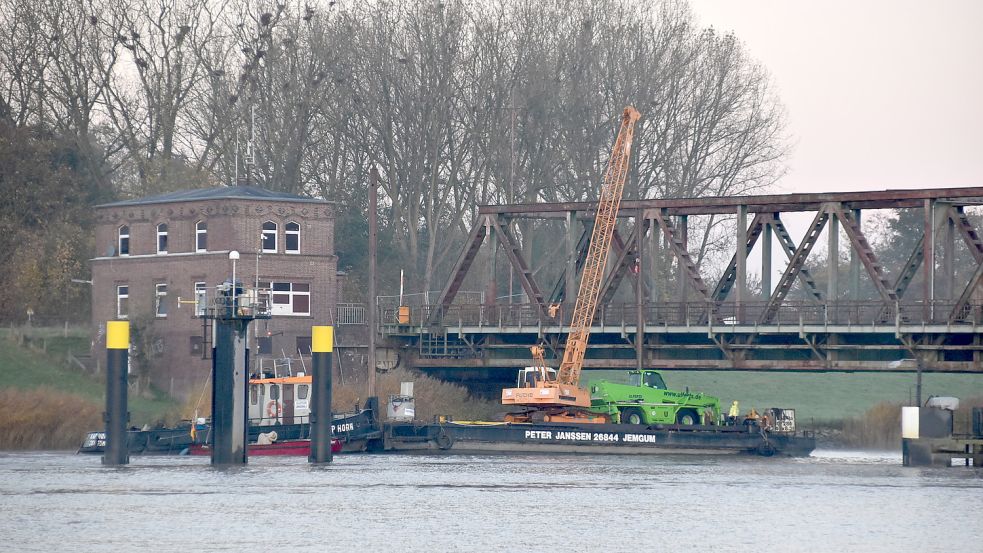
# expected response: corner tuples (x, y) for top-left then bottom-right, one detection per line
(381, 186), (983, 382)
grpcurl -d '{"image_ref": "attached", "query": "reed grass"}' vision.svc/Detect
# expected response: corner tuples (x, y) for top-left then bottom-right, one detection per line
(0, 387), (101, 450)
(837, 395), (983, 450)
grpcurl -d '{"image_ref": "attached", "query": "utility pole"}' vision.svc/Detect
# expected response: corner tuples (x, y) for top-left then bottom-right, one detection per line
(367, 167), (378, 399)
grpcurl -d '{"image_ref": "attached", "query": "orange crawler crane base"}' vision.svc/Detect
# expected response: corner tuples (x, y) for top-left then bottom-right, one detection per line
(502, 106), (641, 423)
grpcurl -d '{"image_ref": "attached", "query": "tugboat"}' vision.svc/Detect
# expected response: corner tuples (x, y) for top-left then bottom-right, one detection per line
(79, 367), (382, 455)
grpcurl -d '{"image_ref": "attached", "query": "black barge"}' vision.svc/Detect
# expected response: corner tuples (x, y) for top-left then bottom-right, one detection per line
(384, 420), (815, 457)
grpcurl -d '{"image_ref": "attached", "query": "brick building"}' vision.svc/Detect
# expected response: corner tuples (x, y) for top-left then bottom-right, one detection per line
(90, 185), (337, 399)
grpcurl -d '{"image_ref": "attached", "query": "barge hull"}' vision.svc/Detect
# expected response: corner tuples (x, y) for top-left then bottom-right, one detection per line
(385, 421), (815, 457)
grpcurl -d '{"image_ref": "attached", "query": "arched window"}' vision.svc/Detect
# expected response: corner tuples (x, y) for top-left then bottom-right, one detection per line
(118, 225), (129, 256)
(156, 223), (168, 254)
(195, 221), (207, 252)
(285, 221), (300, 254)
(262, 221), (277, 253)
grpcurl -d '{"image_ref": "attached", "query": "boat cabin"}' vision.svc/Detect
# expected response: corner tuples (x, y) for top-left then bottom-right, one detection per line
(249, 373), (312, 426)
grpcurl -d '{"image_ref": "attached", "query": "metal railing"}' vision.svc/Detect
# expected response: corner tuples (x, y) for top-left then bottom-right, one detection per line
(380, 299), (983, 333)
(376, 290), (484, 308)
(336, 303), (366, 325)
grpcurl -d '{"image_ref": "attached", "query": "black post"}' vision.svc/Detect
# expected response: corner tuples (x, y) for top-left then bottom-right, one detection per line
(916, 358), (923, 407)
(103, 321), (129, 466)
(310, 325), (334, 464)
(210, 281), (251, 465)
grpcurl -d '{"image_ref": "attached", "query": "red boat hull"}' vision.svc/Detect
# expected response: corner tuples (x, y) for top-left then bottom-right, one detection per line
(188, 438), (341, 456)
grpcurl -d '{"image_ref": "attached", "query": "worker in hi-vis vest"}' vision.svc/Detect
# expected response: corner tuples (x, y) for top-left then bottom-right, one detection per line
(728, 400), (740, 425)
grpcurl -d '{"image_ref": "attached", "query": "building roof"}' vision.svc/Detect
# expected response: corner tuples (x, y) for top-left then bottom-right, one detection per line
(96, 185), (329, 208)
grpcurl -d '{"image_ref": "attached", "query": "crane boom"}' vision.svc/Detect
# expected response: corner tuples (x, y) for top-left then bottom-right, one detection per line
(501, 106), (641, 421)
(557, 105), (641, 386)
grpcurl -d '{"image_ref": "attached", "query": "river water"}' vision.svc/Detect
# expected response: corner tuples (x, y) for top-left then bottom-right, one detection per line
(1, 450), (979, 553)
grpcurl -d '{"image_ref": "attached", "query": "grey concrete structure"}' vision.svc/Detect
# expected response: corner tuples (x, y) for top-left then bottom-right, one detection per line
(90, 185), (336, 399)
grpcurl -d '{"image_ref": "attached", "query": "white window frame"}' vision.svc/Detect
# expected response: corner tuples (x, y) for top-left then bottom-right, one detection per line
(194, 281), (207, 317)
(117, 285), (129, 319)
(155, 283), (168, 317)
(263, 281), (310, 316)
(285, 221), (300, 254)
(262, 221), (277, 253)
(195, 221), (207, 252)
(156, 223), (168, 254)
(118, 225), (129, 256)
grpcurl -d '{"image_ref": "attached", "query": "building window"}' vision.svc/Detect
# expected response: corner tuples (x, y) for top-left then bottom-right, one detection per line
(194, 282), (207, 317)
(190, 335), (203, 356)
(195, 221), (207, 252)
(118, 226), (129, 256)
(156, 223), (168, 254)
(155, 283), (168, 317)
(296, 336), (312, 355)
(257, 336), (272, 354)
(262, 221), (277, 253)
(117, 285), (129, 319)
(261, 281), (310, 316)
(285, 222), (300, 254)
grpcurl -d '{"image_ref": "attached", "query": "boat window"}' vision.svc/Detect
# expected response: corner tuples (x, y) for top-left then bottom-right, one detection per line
(643, 372), (667, 390)
(250, 385), (258, 405)
(270, 384), (280, 401)
(298, 385), (309, 400)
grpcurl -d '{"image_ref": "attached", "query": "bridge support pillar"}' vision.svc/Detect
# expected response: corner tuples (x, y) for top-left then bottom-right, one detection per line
(648, 216), (660, 303)
(923, 199), (935, 320)
(485, 217), (497, 305)
(736, 206), (747, 320)
(849, 209), (861, 300)
(636, 210), (645, 371)
(943, 212), (954, 300)
(677, 215), (688, 302)
(566, 211), (577, 304)
(761, 220), (772, 299)
(828, 210), (839, 311)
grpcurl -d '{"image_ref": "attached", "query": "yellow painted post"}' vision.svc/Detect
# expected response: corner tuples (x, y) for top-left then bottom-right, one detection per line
(310, 326), (334, 463)
(104, 321), (129, 465)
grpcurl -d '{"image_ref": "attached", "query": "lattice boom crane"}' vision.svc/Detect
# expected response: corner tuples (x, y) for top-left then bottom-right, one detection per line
(502, 106), (641, 422)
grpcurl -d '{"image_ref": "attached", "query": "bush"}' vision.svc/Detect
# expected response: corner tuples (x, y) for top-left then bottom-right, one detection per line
(333, 367), (499, 422)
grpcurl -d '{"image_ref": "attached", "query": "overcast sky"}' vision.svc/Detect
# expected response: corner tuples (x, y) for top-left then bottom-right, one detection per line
(689, 0), (983, 194)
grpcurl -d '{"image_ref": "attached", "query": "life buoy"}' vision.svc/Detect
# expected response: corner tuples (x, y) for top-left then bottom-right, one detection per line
(266, 400), (281, 418)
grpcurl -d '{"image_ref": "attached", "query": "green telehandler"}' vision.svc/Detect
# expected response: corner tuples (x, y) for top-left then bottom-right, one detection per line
(588, 370), (721, 425)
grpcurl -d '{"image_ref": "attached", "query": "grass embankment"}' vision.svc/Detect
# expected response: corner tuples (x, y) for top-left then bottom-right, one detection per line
(0, 327), (180, 450)
(593, 370), (983, 449)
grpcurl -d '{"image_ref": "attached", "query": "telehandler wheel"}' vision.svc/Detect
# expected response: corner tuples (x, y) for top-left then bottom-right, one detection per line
(621, 408), (644, 425)
(676, 409), (699, 426)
